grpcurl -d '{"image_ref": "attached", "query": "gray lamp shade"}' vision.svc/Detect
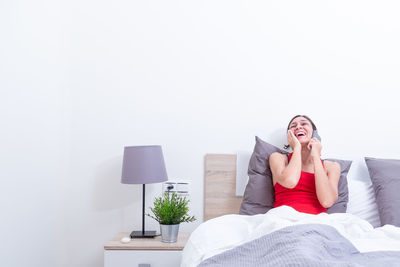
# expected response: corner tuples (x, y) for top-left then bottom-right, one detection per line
(121, 145), (168, 184)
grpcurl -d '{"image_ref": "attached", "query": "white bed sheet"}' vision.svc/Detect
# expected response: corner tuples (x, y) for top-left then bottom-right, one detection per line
(181, 206), (400, 267)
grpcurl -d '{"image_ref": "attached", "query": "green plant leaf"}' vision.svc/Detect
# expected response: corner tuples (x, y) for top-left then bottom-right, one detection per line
(146, 191), (196, 225)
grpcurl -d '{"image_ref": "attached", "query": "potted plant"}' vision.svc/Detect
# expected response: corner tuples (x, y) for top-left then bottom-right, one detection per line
(147, 191), (196, 243)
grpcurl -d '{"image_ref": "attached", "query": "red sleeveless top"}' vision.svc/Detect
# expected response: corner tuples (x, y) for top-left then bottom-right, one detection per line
(273, 153), (327, 215)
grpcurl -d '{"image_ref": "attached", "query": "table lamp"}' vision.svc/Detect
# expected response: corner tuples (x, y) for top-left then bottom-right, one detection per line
(121, 145), (168, 238)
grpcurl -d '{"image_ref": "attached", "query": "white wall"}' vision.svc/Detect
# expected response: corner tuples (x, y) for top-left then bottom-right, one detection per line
(1, 1), (400, 266)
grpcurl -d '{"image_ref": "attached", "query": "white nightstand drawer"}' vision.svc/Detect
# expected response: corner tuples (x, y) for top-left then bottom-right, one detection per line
(104, 232), (190, 267)
(104, 250), (183, 267)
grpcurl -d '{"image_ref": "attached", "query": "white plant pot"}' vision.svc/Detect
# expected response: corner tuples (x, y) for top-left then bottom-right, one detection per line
(160, 224), (180, 243)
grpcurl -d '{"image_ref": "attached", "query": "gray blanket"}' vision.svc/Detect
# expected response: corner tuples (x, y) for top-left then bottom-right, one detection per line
(198, 224), (400, 267)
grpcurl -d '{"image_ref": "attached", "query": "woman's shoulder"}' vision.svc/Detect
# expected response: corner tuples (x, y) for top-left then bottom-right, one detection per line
(270, 151), (288, 158)
(269, 152), (289, 164)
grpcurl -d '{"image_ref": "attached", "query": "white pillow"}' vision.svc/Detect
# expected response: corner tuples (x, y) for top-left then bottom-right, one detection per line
(347, 179), (381, 227)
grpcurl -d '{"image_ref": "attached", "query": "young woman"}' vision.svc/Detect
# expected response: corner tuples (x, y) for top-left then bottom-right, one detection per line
(269, 115), (341, 214)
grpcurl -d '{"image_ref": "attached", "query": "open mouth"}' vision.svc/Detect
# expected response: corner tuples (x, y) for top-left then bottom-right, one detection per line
(295, 131), (306, 137)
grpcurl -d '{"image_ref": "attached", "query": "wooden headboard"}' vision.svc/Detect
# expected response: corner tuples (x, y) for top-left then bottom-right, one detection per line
(204, 154), (243, 221)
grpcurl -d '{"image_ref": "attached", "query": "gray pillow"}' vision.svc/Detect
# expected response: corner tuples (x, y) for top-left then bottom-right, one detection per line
(239, 136), (287, 215)
(239, 136), (352, 215)
(365, 157), (400, 227)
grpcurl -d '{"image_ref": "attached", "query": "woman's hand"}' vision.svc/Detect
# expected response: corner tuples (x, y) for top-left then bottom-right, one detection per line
(287, 130), (301, 151)
(308, 138), (322, 158)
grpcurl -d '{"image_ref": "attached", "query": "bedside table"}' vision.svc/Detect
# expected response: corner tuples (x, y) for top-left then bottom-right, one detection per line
(104, 232), (190, 267)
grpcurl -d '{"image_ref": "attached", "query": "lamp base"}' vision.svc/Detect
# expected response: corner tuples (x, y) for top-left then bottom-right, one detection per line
(130, 230), (157, 238)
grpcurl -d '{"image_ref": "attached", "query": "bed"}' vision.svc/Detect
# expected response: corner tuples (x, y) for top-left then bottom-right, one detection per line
(181, 146), (400, 267)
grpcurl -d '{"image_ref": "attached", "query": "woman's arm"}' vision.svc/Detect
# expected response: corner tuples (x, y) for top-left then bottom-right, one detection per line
(270, 148), (302, 188)
(309, 137), (341, 208)
(313, 159), (340, 208)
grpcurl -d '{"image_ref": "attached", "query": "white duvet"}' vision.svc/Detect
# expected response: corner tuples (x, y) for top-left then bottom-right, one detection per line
(181, 206), (400, 267)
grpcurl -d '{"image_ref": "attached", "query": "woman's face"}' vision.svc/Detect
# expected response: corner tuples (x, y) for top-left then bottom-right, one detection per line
(288, 116), (314, 144)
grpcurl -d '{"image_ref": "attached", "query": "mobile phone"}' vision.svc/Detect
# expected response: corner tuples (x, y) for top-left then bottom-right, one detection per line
(312, 130), (321, 142)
